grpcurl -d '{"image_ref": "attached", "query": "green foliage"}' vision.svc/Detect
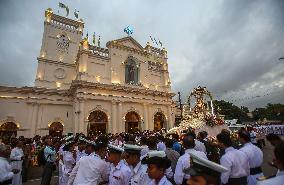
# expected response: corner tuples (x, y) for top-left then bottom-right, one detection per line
(212, 100), (249, 122)
(252, 103), (284, 121)
(213, 100), (284, 122)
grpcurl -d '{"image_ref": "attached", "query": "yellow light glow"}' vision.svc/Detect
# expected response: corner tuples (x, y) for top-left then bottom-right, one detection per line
(59, 56), (63, 62)
(56, 82), (61, 88)
(41, 52), (46, 58)
(112, 80), (121, 84)
(37, 73), (42, 79)
(96, 76), (101, 82)
(155, 85), (159, 90)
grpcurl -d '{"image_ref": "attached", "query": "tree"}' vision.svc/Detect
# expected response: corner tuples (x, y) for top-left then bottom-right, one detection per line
(212, 100), (250, 123)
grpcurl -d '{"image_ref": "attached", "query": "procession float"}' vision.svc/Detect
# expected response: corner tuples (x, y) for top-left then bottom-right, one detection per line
(168, 86), (228, 137)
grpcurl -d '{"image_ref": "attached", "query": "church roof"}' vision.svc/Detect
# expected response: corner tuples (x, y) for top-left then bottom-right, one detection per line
(106, 36), (145, 51)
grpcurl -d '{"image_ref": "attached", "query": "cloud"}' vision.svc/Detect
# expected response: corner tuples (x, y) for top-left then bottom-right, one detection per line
(0, 0), (283, 109)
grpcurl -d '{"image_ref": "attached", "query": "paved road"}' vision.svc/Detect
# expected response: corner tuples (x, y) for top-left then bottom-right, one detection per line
(23, 139), (278, 185)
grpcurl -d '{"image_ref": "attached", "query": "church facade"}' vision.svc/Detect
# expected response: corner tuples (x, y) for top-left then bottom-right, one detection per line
(0, 8), (175, 137)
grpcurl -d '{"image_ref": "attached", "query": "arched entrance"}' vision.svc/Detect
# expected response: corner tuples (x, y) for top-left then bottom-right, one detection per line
(125, 111), (140, 133)
(87, 110), (107, 136)
(49, 122), (63, 137)
(154, 112), (166, 131)
(0, 122), (18, 138)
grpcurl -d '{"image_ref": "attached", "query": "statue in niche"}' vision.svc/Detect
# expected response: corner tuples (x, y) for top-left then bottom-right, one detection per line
(125, 59), (139, 84)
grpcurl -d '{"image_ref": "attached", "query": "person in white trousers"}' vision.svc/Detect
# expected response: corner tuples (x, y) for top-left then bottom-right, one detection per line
(10, 140), (24, 185)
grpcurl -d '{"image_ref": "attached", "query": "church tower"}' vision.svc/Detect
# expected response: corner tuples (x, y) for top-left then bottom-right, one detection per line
(35, 8), (84, 89)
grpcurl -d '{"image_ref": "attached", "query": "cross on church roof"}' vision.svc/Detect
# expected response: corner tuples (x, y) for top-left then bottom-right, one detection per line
(124, 26), (134, 36)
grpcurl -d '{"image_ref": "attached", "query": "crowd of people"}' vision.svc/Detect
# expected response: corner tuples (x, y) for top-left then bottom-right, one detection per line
(0, 127), (283, 185)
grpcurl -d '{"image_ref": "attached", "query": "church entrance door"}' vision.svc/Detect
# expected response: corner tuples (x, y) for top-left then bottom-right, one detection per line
(125, 111), (140, 134)
(154, 112), (166, 131)
(87, 110), (107, 136)
(49, 122), (63, 137)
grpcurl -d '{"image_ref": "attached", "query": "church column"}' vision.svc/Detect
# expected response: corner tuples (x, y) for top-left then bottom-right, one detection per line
(118, 102), (123, 133)
(78, 101), (85, 134)
(30, 103), (39, 137)
(111, 102), (117, 133)
(143, 103), (149, 130)
(74, 101), (80, 133)
(148, 104), (154, 130)
(167, 105), (173, 129)
(36, 105), (44, 135)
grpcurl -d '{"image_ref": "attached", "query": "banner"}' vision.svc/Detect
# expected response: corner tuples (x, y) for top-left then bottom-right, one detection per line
(256, 125), (284, 135)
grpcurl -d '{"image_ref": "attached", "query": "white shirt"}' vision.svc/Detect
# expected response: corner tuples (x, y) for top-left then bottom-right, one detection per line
(157, 142), (166, 152)
(220, 147), (250, 184)
(63, 151), (76, 174)
(194, 139), (206, 154)
(129, 161), (151, 185)
(257, 170), (284, 185)
(174, 149), (207, 185)
(70, 152), (110, 185)
(250, 131), (257, 144)
(239, 142), (263, 168)
(76, 150), (87, 163)
(10, 147), (24, 170)
(148, 175), (172, 185)
(0, 157), (14, 183)
(109, 161), (131, 185)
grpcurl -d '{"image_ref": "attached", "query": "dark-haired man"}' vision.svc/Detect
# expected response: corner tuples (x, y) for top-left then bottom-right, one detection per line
(108, 144), (131, 185)
(257, 141), (284, 185)
(124, 144), (150, 185)
(68, 138), (110, 185)
(217, 132), (249, 185)
(238, 130), (263, 185)
(174, 136), (207, 185)
(142, 151), (172, 185)
(184, 151), (228, 185)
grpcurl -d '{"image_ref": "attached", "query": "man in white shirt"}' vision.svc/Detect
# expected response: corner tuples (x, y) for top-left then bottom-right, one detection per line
(174, 136), (207, 185)
(124, 144), (151, 185)
(238, 130), (263, 185)
(108, 144), (131, 185)
(186, 131), (206, 153)
(217, 132), (250, 185)
(142, 151), (172, 185)
(10, 140), (24, 185)
(257, 141), (284, 185)
(68, 136), (110, 185)
(0, 143), (20, 184)
(75, 140), (87, 163)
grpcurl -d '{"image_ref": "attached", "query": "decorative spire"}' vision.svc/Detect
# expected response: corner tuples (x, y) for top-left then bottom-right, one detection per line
(98, 36), (101, 47)
(92, 32), (96, 45)
(45, 8), (53, 23)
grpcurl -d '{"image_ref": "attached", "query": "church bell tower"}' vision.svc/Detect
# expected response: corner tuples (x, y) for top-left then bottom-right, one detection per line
(35, 8), (84, 89)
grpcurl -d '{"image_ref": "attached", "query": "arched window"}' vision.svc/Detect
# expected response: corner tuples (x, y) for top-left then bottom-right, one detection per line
(125, 58), (139, 84)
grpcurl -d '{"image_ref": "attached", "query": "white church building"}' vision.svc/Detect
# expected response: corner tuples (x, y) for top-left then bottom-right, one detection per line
(0, 8), (175, 137)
